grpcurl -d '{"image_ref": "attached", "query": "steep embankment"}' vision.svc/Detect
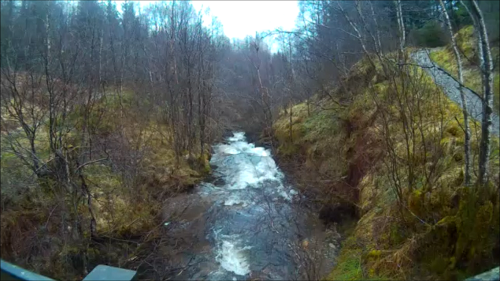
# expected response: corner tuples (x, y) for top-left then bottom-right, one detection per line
(0, 89), (211, 280)
(273, 48), (500, 280)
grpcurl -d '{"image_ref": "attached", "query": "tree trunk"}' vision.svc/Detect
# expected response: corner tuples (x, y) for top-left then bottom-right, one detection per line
(289, 101), (293, 143)
(466, 0), (494, 186)
(439, 0), (472, 186)
(394, 0), (406, 64)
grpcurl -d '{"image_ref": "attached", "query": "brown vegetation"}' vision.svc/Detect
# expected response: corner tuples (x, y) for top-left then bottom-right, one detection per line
(1, 0), (499, 280)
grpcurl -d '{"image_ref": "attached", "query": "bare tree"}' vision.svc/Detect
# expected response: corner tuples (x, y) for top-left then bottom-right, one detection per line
(439, 0), (472, 186)
(469, 0), (495, 186)
(461, 0), (495, 186)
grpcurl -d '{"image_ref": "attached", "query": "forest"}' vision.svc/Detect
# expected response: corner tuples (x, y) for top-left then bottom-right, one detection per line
(0, 0), (499, 280)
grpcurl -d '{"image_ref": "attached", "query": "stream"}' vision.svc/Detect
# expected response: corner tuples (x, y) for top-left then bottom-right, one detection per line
(161, 132), (338, 280)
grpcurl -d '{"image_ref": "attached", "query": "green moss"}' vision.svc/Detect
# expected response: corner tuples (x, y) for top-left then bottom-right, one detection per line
(430, 48), (457, 74)
(273, 100), (345, 163)
(389, 224), (406, 246)
(103, 91), (135, 110)
(429, 255), (451, 275)
(456, 25), (477, 62)
(1, 86), (216, 281)
(302, 107), (342, 146)
(467, 200), (494, 261)
(85, 164), (122, 189)
(446, 124), (462, 137)
(327, 238), (364, 281)
(367, 249), (382, 258)
(201, 153), (212, 174)
(273, 102), (308, 148)
(454, 188), (478, 262)
(327, 238), (390, 281)
(418, 187), (500, 279)
(274, 39), (500, 281)
(277, 143), (300, 156)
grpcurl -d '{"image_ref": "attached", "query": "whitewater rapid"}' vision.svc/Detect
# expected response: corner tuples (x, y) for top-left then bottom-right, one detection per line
(198, 132), (299, 279)
(158, 131), (339, 281)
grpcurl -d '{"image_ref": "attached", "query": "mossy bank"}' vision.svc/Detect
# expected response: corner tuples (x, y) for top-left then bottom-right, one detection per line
(273, 35), (500, 280)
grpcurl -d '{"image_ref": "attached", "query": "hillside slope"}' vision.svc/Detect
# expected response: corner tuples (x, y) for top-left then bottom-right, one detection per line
(0, 89), (211, 280)
(273, 50), (500, 280)
(428, 26), (500, 115)
(412, 49), (499, 135)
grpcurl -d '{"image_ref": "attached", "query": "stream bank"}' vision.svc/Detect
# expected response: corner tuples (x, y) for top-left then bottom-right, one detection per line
(141, 132), (339, 280)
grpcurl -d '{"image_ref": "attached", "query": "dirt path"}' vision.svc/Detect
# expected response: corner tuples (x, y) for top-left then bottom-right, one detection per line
(411, 49), (499, 135)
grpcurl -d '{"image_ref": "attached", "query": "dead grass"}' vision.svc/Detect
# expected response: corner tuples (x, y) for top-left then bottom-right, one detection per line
(0, 87), (210, 280)
(429, 26), (500, 114)
(273, 46), (500, 280)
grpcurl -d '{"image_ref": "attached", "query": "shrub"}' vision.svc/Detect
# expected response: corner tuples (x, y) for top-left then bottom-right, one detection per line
(410, 20), (449, 48)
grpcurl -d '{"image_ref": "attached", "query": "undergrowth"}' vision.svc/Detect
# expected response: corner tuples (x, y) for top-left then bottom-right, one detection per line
(0, 89), (210, 280)
(429, 25), (500, 114)
(274, 44), (500, 280)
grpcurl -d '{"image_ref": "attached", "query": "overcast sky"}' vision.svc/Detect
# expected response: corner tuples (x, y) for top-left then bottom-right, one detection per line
(190, 1), (299, 39)
(115, 1), (299, 51)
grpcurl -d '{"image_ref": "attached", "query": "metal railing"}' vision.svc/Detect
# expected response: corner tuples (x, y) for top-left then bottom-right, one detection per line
(465, 267), (500, 281)
(2, 258), (497, 281)
(1, 260), (136, 281)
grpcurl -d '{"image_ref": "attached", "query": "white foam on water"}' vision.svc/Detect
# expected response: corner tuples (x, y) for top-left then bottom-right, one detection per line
(206, 132), (300, 278)
(273, 183), (298, 201)
(249, 146), (269, 157)
(224, 195), (249, 207)
(209, 131), (298, 203)
(279, 190), (292, 201)
(216, 240), (251, 276)
(211, 132), (283, 192)
(228, 132), (246, 142)
(217, 144), (239, 155)
(199, 182), (221, 196)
